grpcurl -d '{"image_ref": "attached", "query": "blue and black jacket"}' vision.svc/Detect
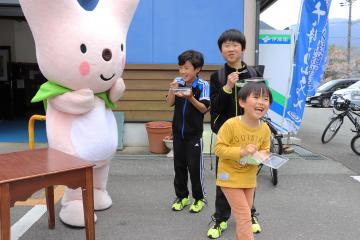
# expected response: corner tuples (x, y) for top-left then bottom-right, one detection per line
(172, 76), (210, 140)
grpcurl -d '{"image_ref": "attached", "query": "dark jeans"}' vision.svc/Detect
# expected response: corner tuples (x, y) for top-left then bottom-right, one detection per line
(214, 156), (257, 222)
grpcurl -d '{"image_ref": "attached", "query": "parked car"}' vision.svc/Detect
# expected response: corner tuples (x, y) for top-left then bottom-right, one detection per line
(331, 79), (360, 108)
(306, 78), (360, 107)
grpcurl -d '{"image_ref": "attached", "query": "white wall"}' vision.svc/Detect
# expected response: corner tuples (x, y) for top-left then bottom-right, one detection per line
(124, 123), (148, 147)
(244, 0), (256, 65)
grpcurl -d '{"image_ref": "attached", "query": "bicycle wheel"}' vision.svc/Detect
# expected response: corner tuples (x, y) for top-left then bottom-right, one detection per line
(270, 168), (278, 186)
(270, 134), (283, 155)
(321, 116), (343, 143)
(269, 134), (282, 186)
(351, 135), (360, 156)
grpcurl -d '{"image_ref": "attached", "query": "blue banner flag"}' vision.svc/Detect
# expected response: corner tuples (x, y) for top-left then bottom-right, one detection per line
(284, 0), (331, 133)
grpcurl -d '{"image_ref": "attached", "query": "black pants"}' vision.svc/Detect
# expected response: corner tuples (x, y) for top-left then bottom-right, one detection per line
(214, 156), (257, 222)
(173, 137), (205, 200)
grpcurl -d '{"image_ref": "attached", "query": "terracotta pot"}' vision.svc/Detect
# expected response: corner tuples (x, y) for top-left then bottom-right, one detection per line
(145, 121), (172, 154)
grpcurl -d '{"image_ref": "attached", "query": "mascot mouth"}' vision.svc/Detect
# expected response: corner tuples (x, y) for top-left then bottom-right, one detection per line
(100, 73), (115, 81)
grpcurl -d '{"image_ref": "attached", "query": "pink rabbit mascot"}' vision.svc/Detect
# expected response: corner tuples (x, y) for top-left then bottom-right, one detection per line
(19, 0), (139, 227)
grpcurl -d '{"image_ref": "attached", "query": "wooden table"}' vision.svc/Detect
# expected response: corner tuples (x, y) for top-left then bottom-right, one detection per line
(0, 148), (95, 240)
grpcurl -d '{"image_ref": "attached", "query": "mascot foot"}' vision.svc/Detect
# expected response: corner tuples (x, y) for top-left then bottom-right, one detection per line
(59, 200), (97, 227)
(94, 189), (112, 211)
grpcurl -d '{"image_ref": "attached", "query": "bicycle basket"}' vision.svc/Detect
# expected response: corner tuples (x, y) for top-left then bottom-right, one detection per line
(334, 101), (348, 111)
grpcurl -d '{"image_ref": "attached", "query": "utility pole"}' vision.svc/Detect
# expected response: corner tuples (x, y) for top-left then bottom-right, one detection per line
(347, 0), (352, 73)
(341, 0), (357, 76)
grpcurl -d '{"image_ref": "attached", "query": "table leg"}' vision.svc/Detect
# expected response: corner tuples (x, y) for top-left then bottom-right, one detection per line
(82, 168), (95, 240)
(0, 183), (10, 240)
(45, 186), (55, 229)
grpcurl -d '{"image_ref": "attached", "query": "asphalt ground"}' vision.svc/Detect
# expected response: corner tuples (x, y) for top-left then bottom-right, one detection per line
(2, 144), (360, 240)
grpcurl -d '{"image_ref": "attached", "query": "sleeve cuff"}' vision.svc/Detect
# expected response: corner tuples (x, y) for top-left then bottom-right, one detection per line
(223, 86), (232, 94)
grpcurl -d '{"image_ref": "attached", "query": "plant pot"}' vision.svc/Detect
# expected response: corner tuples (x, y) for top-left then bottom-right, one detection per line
(145, 121), (172, 154)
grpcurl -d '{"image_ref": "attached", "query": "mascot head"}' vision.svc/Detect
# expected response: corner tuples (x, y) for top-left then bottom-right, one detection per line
(19, 0), (139, 93)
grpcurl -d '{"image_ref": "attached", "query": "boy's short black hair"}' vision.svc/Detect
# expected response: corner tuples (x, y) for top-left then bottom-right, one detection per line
(217, 29), (246, 51)
(178, 50), (204, 69)
(238, 82), (273, 104)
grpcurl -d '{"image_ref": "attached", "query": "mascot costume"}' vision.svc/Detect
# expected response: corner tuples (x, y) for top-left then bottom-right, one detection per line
(19, 0), (139, 227)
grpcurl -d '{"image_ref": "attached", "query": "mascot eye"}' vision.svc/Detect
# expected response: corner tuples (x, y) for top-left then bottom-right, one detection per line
(80, 44), (87, 54)
(121, 44), (124, 52)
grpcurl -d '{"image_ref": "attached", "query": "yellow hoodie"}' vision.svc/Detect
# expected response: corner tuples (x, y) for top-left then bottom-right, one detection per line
(215, 117), (271, 188)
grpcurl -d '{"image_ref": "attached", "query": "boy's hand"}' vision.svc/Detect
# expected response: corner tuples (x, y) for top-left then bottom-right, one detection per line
(169, 79), (178, 90)
(175, 90), (193, 99)
(224, 72), (239, 91)
(245, 144), (257, 155)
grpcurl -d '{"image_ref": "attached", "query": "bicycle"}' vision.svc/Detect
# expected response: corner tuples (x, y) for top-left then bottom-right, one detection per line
(321, 95), (360, 156)
(257, 116), (284, 186)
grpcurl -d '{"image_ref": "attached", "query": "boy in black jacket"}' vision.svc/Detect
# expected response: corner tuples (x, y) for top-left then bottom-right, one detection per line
(166, 50), (210, 213)
(208, 29), (262, 239)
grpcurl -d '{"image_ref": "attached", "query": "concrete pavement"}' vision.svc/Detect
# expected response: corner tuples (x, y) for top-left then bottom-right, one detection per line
(2, 144), (360, 240)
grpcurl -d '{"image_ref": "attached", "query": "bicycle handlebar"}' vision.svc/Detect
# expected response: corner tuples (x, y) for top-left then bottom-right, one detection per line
(333, 94), (360, 111)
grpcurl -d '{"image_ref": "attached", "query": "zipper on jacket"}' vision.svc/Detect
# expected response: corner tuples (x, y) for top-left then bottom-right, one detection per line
(213, 114), (220, 127)
(181, 99), (188, 139)
(234, 84), (238, 115)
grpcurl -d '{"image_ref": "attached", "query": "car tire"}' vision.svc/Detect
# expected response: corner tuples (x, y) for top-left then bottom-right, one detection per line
(321, 98), (331, 108)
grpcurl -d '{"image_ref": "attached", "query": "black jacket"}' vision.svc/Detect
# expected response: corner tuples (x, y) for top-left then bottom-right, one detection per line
(210, 62), (261, 133)
(172, 78), (210, 140)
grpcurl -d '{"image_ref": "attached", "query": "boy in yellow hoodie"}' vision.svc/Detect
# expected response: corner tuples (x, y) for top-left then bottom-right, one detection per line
(215, 81), (272, 240)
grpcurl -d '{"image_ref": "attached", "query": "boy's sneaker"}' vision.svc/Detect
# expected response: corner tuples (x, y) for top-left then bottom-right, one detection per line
(189, 199), (206, 213)
(207, 219), (228, 239)
(251, 215), (262, 233)
(171, 197), (190, 211)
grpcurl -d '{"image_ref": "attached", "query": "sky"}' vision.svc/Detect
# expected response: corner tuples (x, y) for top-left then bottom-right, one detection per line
(260, 0), (360, 30)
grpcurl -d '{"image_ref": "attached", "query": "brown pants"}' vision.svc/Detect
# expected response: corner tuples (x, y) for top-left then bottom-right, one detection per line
(221, 187), (255, 240)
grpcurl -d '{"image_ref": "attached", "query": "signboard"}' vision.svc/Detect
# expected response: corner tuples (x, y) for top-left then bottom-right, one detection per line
(259, 30), (295, 133)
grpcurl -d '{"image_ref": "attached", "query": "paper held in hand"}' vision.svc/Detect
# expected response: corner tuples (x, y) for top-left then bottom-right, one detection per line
(240, 153), (289, 169)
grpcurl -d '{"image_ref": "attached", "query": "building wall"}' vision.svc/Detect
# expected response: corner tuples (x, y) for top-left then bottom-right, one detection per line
(244, 0), (256, 65)
(0, 19), (15, 60)
(116, 64), (220, 122)
(1, 0), (255, 65)
(126, 0), (245, 65)
(0, 19), (36, 63)
(13, 21), (36, 63)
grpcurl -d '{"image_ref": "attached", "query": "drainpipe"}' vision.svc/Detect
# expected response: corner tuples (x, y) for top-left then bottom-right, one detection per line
(255, 0), (261, 65)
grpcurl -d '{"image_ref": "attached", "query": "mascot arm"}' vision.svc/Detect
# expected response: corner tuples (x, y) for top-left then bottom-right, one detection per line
(49, 88), (95, 114)
(109, 77), (126, 103)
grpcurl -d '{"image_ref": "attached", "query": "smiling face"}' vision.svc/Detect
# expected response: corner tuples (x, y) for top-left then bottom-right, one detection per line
(178, 61), (200, 84)
(20, 0), (138, 93)
(221, 41), (243, 67)
(239, 91), (270, 121)
(35, 21), (126, 93)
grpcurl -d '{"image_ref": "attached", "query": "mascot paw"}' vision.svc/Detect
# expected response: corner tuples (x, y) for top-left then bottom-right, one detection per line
(94, 189), (112, 211)
(59, 200), (97, 227)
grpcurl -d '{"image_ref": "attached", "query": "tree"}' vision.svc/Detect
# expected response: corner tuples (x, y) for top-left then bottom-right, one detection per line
(323, 44), (360, 82)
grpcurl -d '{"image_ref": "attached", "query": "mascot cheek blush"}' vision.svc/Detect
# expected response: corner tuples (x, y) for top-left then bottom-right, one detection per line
(19, 0), (139, 227)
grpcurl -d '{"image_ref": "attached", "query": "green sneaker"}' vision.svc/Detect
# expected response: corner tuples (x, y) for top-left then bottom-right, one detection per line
(207, 220), (228, 239)
(189, 199), (206, 213)
(251, 215), (262, 233)
(171, 197), (190, 211)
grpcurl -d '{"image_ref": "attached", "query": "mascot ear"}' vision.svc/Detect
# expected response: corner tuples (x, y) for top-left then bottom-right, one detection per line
(19, 0), (139, 37)
(19, 0), (58, 35)
(106, 0), (139, 33)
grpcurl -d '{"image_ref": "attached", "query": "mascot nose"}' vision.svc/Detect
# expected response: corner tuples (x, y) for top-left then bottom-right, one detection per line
(102, 48), (112, 61)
